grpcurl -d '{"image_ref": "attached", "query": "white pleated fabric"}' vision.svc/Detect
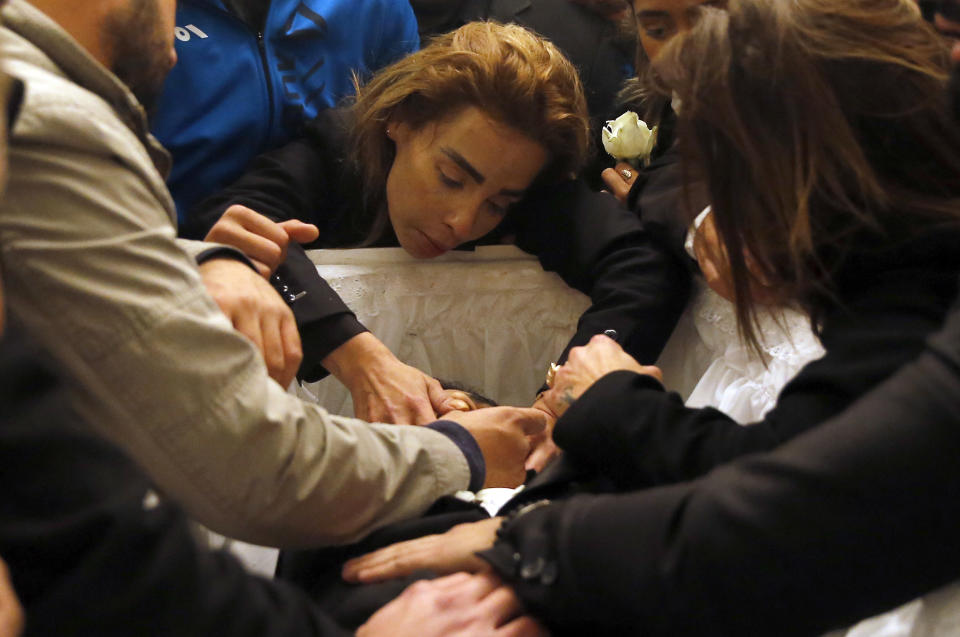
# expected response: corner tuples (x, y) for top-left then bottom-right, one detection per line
(297, 246), (591, 413)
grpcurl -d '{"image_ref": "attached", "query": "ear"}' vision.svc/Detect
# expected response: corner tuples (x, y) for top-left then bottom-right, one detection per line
(386, 119), (413, 145)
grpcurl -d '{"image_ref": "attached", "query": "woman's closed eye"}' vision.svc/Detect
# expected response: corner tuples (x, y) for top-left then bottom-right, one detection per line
(438, 168), (463, 189)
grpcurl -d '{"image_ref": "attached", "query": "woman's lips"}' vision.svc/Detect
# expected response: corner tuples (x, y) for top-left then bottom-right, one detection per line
(420, 231), (451, 256)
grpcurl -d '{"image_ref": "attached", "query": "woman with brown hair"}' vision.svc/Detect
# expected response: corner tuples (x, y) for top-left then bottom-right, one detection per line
(333, 1), (960, 632)
(534, 0), (960, 485)
(185, 21), (596, 424)
(189, 20), (690, 436)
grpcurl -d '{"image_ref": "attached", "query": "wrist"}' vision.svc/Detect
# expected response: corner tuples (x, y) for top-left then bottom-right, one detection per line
(321, 332), (392, 384)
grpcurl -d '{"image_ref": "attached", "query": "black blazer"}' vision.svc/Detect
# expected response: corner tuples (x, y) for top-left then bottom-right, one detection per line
(483, 288), (960, 635)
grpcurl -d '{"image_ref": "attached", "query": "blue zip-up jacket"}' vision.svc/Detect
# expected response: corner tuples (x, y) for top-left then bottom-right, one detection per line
(151, 0), (419, 224)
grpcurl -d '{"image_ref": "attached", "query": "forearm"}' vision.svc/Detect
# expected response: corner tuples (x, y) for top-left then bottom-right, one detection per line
(486, 349), (960, 636)
(554, 370), (776, 488)
(0, 335), (353, 637)
(2, 145), (471, 547)
(513, 179), (691, 366)
(184, 137), (329, 238)
(279, 243), (369, 381)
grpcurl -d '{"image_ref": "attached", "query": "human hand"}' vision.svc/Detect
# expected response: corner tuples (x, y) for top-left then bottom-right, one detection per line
(443, 407), (546, 487)
(524, 395), (561, 473)
(199, 258), (302, 387)
(542, 335), (661, 418)
(357, 572), (546, 637)
(204, 205), (319, 278)
(344, 517), (502, 583)
(600, 161), (638, 204)
(692, 210), (777, 305)
(322, 333), (462, 425)
(0, 557), (23, 637)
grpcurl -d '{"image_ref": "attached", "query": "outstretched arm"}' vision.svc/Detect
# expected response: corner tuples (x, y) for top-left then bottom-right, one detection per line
(483, 313), (960, 634)
(545, 261), (959, 488)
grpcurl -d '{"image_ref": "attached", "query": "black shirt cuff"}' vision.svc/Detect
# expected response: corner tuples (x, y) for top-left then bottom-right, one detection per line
(297, 313), (369, 382)
(194, 245), (258, 271)
(426, 420), (485, 492)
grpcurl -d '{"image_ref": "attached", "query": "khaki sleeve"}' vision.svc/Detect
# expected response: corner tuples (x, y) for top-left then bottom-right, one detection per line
(0, 96), (470, 548)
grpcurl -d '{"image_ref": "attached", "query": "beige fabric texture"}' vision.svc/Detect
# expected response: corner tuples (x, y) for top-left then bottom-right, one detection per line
(0, 0), (470, 548)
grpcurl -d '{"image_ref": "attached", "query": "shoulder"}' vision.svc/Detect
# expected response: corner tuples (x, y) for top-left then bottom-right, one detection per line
(2, 36), (143, 159)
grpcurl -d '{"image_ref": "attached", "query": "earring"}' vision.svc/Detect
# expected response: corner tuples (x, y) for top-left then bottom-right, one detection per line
(385, 127), (391, 138)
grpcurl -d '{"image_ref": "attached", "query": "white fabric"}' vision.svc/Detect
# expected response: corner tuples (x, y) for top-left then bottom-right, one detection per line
(660, 282), (960, 635)
(683, 284), (825, 423)
(298, 246), (591, 413)
(825, 581), (960, 637)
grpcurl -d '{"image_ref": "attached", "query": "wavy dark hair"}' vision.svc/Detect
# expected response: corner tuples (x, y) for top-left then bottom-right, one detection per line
(348, 21), (591, 244)
(649, 0), (960, 352)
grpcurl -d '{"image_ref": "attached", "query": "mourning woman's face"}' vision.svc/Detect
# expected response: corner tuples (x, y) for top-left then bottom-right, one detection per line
(384, 106), (547, 259)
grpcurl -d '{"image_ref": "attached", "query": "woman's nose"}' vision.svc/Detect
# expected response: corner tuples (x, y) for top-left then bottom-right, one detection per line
(443, 204), (478, 243)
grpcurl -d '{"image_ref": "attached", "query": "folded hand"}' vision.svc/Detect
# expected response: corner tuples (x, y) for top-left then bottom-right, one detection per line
(542, 334), (661, 418)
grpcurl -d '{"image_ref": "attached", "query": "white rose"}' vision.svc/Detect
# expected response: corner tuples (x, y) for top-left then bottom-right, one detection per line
(601, 111), (658, 166)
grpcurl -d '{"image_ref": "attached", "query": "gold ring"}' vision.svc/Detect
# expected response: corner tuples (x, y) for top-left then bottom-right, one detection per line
(620, 168), (633, 181)
(545, 362), (560, 388)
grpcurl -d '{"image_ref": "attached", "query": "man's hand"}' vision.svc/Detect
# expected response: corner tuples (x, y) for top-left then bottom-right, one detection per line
(199, 258), (302, 387)
(0, 557), (23, 637)
(358, 572), (546, 637)
(343, 517), (502, 583)
(443, 407), (547, 488)
(205, 205), (319, 278)
(542, 335), (661, 419)
(524, 395), (561, 473)
(322, 332), (462, 425)
(600, 161), (638, 204)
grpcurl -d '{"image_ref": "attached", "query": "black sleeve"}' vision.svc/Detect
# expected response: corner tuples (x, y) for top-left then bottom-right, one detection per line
(183, 137), (334, 239)
(482, 303), (960, 636)
(0, 331), (351, 637)
(185, 125), (369, 382)
(279, 244), (367, 382)
(510, 178), (692, 367)
(553, 263), (960, 489)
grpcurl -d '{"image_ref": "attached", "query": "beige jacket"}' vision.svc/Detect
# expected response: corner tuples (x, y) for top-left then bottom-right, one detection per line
(0, 0), (470, 547)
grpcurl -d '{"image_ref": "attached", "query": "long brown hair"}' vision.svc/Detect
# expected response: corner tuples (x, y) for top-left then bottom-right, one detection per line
(651, 0), (960, 350)
(349, 21), (590, 243)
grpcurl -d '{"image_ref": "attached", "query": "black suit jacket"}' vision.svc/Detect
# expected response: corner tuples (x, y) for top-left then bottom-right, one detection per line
(483, 289), (960, 636)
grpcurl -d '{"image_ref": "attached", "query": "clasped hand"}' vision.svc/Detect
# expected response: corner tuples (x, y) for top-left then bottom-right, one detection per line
(541, 334), (662, 419)
(199, 205), (320, 386)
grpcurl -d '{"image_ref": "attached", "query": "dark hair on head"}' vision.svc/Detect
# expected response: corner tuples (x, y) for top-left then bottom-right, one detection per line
(649, 0), (960, 354)
(348, 21), (591, 243)
(436, 379), (499, 409)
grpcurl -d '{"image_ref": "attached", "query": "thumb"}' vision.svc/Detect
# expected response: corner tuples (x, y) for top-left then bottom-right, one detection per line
(279, 219), (320, 244)
(426, 380), (460, 416)
(512, 407), (548, 436)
